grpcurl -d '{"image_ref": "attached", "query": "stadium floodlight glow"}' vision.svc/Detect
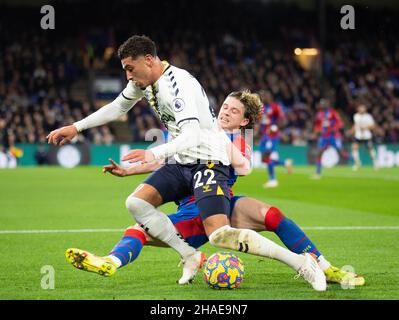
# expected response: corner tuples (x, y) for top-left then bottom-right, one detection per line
(294, 48), (319, 56)
(104, 47), (115, 60)
(294, 48), (302, 55)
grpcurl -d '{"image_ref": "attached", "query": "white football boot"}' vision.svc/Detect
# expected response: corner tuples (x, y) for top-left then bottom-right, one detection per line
(295, 253), (327, 291)
(177, 251), (206, 285)
(263, 180), (279, 188)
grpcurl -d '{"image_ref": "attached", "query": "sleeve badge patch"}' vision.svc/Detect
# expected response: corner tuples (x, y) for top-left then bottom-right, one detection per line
(173, 98), (185, 113)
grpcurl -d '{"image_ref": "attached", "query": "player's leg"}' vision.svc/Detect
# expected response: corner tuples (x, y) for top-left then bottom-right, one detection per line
(126, 183), (197, 259)
(269, 138), (293, 174)
(192, 165), (326, 290)
(313, 137), (326, 179)
(66, 210), (206, 279)
(230, 197), (323, 259)
(367, 140), (378, 169)
(263, 152), (279, 188)
(66, 225), (150, 276)
(351, 140), (361, 171)
(334, 137), (348, 162)
(260, 135), (277, 187)
(201, 205), (326, 291)
(107, 204), (208, 273)
(105, 225), (154, 268)
(126, 165), (197, 256)
(198, 190), (302, 270)
(125, 164), (204, 283)
(314, 150), (323, 178)
(106, 222), (189, 269)
(230, 196), (365, 286)
(270, 137), (282, 166)
(66, 196), (206, 279)
(167, 203), (209, 250)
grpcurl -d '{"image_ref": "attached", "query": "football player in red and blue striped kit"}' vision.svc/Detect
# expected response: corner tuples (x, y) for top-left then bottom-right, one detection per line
(258, 90), (292, 188)
(313, 98), (348, 179)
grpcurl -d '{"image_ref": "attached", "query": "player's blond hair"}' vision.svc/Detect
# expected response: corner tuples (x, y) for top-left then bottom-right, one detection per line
(228, 90), (263, 129)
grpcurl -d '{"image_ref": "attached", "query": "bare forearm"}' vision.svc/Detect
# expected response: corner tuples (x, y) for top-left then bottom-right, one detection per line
(125, 160), (164, 175)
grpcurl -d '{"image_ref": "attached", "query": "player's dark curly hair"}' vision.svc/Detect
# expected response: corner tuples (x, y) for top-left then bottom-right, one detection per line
(117, 35), (157, 60)
(228, 90), (263, 129)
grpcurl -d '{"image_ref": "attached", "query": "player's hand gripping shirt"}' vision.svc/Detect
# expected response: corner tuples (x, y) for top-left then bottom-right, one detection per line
(74, 62), (229, 165)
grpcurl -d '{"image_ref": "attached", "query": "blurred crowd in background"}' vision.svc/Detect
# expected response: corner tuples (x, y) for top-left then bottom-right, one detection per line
(1, 0), (399, 150)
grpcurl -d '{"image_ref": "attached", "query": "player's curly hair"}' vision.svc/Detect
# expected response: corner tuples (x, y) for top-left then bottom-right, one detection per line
(117, 35), (157, 60)
(228, 90), (263, 129)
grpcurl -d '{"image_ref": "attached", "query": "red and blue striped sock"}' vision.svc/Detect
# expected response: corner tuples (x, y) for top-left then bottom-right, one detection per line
(265, 207), (321, 257)
(108, 228), (146, 268)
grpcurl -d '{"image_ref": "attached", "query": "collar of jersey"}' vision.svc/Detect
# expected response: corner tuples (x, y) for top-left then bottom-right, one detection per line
(149, 60), (171, 90)
(161, 60), (171, 74)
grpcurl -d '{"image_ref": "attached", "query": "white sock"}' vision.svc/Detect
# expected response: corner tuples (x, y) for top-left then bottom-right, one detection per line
(262, 238), (305, 271)
(106, 255), (122, 268)
(317, 255), (331, 271)
(209, 226), (305, 271)
(125, 196), (196, 259)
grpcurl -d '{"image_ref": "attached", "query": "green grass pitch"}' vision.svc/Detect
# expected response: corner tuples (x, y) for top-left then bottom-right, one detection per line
(0, 166), (398, 300)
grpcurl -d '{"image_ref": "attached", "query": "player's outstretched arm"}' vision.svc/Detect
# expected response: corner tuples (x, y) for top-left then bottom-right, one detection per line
(47, 82), (142, 145)
(102, 158), (164, 177)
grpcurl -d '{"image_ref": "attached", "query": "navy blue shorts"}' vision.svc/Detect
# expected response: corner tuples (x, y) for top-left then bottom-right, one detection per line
(143, 162), (231, 218)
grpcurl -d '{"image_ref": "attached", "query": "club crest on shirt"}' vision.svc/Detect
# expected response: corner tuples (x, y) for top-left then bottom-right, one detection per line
(173, 98), (185, 113)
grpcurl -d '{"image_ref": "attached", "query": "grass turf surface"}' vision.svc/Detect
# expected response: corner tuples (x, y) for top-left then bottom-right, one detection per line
(0, 166), (398, 300)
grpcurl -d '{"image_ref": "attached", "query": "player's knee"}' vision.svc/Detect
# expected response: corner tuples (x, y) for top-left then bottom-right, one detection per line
(209, 225), (263, 254)
(124, 225), (151, 242)
(209, 225), (236, 248)
(125, 196), (151, 218)
(209, 225), (250, 249)
(125, 196), (137, 213)
(121, 225), (149, 245)
(126, 224), (145, 232)
(264, 207), (284, 231)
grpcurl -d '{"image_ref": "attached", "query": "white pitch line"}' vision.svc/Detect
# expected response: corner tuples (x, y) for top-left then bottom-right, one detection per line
(0, 228), (125, 234)
(302, 226), (399, 230)
(0, 226), (399, 235)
